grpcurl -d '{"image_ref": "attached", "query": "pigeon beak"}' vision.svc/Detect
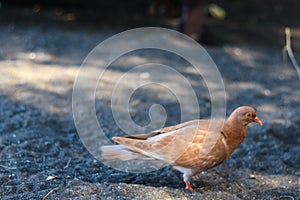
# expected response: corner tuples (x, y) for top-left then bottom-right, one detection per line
(253, 116), (263, 126)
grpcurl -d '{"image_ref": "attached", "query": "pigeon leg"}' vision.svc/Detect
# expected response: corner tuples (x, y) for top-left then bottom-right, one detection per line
(184, 177), (195, 191)
(184, 180), (195, 191)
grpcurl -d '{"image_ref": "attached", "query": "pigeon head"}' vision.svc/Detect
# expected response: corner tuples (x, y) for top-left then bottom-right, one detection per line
(229, 106), (263, 126)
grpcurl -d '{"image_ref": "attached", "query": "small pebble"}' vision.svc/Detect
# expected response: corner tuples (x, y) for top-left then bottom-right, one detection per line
(46, 175), (57, 181)
(249, 174), (255, 179)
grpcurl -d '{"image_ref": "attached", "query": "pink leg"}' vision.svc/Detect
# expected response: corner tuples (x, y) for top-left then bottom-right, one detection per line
(184, 180), (195, 191)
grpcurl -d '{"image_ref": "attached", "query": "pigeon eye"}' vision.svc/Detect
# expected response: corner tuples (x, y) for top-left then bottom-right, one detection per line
(247, 113), (251, 117)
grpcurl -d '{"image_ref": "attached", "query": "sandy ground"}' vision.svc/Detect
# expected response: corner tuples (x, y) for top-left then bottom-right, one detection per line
(0, 5), (299, 200)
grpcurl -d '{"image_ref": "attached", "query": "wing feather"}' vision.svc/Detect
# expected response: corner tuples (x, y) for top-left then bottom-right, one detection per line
(115, 120), (201, 140)
(112, 119), (225, 164)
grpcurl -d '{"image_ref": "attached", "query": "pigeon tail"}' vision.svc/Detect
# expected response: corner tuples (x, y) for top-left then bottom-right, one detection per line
(101, 145), (152, 161)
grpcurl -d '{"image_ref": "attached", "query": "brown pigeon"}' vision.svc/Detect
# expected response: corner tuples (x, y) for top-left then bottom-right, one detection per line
(101, 106), (262, 191)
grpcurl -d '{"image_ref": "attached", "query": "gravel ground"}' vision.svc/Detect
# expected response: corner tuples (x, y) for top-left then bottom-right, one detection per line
(0, 5), (300, 200)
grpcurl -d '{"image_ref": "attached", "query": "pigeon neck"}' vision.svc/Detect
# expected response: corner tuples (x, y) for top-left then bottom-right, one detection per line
(223, 116), (247, 154)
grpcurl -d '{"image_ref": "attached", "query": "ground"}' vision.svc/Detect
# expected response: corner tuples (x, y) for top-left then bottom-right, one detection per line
(0, 3), (299, 200)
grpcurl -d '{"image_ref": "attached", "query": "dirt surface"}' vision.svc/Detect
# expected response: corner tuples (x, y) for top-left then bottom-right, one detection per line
(0, 3), (300, 200)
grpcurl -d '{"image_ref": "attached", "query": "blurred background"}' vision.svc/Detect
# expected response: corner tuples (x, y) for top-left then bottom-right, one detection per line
(0, 1), (299, 199)
(1, 0), (300, 46)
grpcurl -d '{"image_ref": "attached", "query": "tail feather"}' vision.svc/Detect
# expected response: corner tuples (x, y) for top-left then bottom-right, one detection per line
(101, 145), (153, 161)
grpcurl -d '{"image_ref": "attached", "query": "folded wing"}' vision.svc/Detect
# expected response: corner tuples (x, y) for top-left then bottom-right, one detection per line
(109, 119), (224, 164)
